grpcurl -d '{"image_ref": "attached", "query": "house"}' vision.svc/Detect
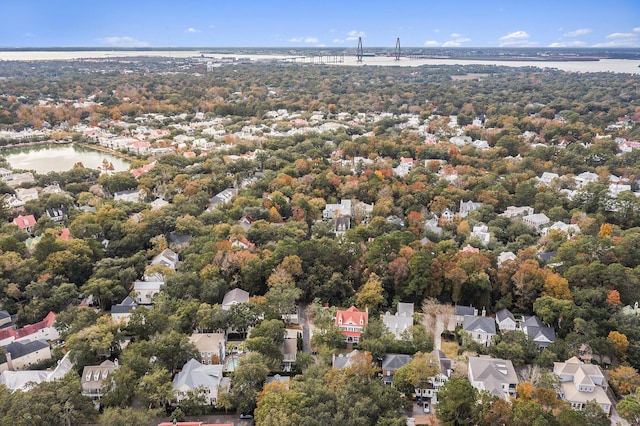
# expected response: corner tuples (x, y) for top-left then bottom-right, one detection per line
(334, 216), (351, 235)
(150, 198), (169, 210)
(323, 199), (352, 220)
(15, 187), (39, 202)
(381, 353), (412, 385)
(0, 311), (59, 346)
(501, 205), (534, 219)
(0, 167), (12, 180)
(113, 189), (145, 203)
(381, 302), (414, 339)
(12, 214), (37, 234)
(45, 206), (67, 223)
(221, 288), (250, 311)
(207, 188), (238, 211)
(424, 216), (443, 236)
(495, 308), (517, 332)
(454, 305), (478, 326)
(459, 200), (483, 218)
(522, 213), (550, 231)
(0, 351), (73, 392)
(440, 208), (455, 223)
(81, 360), (119, 402)
(574, 171), (600, 189)
(553, 357), (612, 415)
(189, 333), (226, 365)
(332, 349), (361, 369)
(497, 251), (516, 266)
(414, 349), (453, 404)
(173, 359), (226, 405)
(542, 221), (580, 237)
(151, 248), (179, 270)
(110, 296), (138, 325)
(468, 356), (518, 400)
(462, 313), (495, 347)
(470, 223), (491, 246)
(282, 338), (297, 372)
(521, 316), (556, 349)
(5, 172), (35, 188)
(335, 306), (368, 343)
(0, 310), (14, 329)
(0, 340), (51, 372)
(537, 172), (559, 186)
(133, 279), (165, 305)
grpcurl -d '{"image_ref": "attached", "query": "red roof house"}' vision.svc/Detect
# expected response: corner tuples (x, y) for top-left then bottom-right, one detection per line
(335, 306), (368, 343)
(12, 214), (36, 233)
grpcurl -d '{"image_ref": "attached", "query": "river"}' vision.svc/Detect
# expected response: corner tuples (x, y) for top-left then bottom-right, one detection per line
(0, 50), (639, 74)
(1, 144), (130, 174)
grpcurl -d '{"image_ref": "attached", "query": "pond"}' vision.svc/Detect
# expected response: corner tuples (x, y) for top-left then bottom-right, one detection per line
(1, 144), (130, 174)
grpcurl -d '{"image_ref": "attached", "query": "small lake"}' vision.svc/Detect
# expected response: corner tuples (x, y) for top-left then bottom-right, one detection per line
(1, 144), (130, 174)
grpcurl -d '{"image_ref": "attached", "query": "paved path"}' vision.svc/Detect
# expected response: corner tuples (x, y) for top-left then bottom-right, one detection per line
(298, 302), (312, 353)
(433, 314), (444, 351)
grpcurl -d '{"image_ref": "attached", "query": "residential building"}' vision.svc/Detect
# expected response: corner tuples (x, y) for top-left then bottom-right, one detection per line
(207, 188), (237, 211)
(282, 338), (297, 372)
(553, 357), (612, 415)
(0, 311), (59, 346)
(542, 221), (580, 237)
(468, 356), (518, 400)
(381, 302), (414, 339)
(173, 359), (226, 405)
(45, 206), (67, 223)
(133, 279), (165, 305)
(151, 248), (179, 270)
(111, 296), (138, 325)
(381, 353), (412, 385)
(0, 351), (73, 392)
(415, 349), (453, 404)
(501, 206), (535, 219)
(497, 251), (517, 266)
(335, 306), (368, 343)
(81, 360), (119, 402)
(470, 223), (491, 246)
(459, 200), (483, 218)
(424, 216), (443, 236)
(221, 288), (249, 311)
(189, 333), (226, 365)
(15, 187), (38, 202)
(574, 172), (600, 189)
(495, 308), (517, 332)
(462, 313), (496, 347)
(333, 216), (351, 236)
(12, 214), (36, 234)
(0, 340), (51, 372)
(537, 172), (559, 186)
(332, 349), (361, 369)
(521, 316), (556, 349)
(113, 189), (145, 203)
(323, 199), (352, 220)
(522, 213), (550, 231)
(454, 305), (478, 326)
(440, 208), (455, 223)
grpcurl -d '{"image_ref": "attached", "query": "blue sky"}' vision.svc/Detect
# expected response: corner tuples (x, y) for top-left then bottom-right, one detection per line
(2, 1), (639, 48)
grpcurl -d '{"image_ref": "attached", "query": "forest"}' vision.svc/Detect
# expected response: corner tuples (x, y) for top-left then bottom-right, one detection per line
(0, 57), (639, 425)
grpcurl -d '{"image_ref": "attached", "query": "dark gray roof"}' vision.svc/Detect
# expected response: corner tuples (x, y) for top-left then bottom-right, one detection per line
(463, 316), (496, 334)
(525, 325), (556, 347)
(381, 353), (412, 371)
(495, 308), (515, 323)
(111, 296), (138, 314)
(4, 340), (49, 359)
(455, 305), (477, 316)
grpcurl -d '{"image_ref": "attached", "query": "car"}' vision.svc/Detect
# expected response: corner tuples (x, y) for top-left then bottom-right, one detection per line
(240, 413), (254, 419)
(423, 403), (430, 413)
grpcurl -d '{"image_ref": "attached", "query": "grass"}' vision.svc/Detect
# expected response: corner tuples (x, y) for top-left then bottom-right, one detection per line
(440, 340), (459, 360)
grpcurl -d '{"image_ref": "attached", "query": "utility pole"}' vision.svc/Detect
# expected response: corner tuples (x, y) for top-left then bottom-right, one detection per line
(395, 37), (401, 61)
(357, 37), (363, 63)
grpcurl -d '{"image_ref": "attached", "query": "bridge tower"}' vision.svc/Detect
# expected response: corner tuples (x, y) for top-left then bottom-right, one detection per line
(395, 37), (401, 60)
(356, 37), (363, 63)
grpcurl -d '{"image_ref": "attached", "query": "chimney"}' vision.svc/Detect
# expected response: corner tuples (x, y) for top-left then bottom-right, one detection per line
(6, 351), (13, 371)
(482, 307), (486, 317)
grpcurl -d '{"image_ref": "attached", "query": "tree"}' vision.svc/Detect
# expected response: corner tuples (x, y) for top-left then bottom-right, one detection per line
(393, 351), (440, 395)
(435, 376), (477, 426)
(230, 352), (270, 414)
(608, 330), (629, 361)
(137, 367), (173, 409)
(609, 365), (640, 396)
(618, 391), (640, 425)
(356, 273), (385, 312)
(98, 407), (156, 426)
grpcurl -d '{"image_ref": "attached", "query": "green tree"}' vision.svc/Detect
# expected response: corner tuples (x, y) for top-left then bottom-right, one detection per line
(435, 376), (478, 426)
(98, 407), (156, 426)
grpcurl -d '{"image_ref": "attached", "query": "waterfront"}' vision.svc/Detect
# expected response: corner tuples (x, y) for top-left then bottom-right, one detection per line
(1, 144), (130, 173)
(0, 50), (639, 74)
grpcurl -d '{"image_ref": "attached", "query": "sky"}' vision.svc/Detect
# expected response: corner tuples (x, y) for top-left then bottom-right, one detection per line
(1, 1), (639, 49)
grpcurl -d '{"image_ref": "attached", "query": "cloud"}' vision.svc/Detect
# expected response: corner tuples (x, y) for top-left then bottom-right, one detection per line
(99, 36), (150, 47)
(442, 41), (462, 47)
(498, 31), (538, 47)
(424, 40), (440, 47)
(563, 28), (591, 37)
(635, 27), (640, 33)
(185, 27), (200, 33)
(433, 29), (440, 33)
(333, 30), (365, 44)
(288, 36), (319, 43)
(450, 33), (462, 38)
(549, 40), (588, 47)
(593, 31), (639, 47)
(23, 32), (34, 37)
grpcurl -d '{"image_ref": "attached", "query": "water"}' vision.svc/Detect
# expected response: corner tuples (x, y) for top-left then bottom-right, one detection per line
(2, 144), (130, 174)
(0, 50), (638, 74)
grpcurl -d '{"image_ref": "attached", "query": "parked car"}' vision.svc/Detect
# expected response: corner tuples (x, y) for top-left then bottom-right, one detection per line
(423, 403), (430, 413)
(240, 413), (254, 419)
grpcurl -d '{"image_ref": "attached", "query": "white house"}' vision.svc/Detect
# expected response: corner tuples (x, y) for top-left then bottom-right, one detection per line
(323, 199), (352, 220)
(462, 314), (495, 347)
(522, 213), (550, 231)
(110, 296), (138, 325)
(151, 248), (179, 270)
(133, 279), (165, 305)
(553, 357), (612, 415)
(381, 302), (414, 340)
(414, 349), (453, 404)
(173, 359), (226, 405)
(495, 308), (517, 331)
(468, 356), (518, 400)
(574, 172), (600, 189)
